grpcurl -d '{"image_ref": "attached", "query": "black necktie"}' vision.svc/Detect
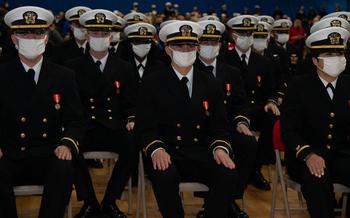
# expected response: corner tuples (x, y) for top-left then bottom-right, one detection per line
(79, 47), (84, 54)
(241, 54), (247, 67)
(96, 60), (102, 72)
(27, 69), (36, 84)
(205, 65), (215, 77)
(180, 77), (190, 99)
(326, 83), (335, 99)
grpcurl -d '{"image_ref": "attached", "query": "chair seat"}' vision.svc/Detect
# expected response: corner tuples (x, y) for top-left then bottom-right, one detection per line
(179, 182), (209, 192)
(83, 151), (119, 159)
(14, 185), (44, 196)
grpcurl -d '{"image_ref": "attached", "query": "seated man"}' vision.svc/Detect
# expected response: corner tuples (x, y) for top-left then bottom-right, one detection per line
(195, 18), (257, 218)
(0, 6), (85, 218)
(65, 9), (138, 218)
(281, 26), (350, 218)
(136, 20), (238, 218)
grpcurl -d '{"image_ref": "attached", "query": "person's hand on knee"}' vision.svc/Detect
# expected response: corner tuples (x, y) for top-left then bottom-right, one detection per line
(214, 148), (235, 170)
(54, 145), (72, 161)
(306, 153), (325, 178)
(151, 149), (172, 171)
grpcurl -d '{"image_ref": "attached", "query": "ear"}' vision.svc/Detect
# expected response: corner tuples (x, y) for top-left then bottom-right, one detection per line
(11, 34), (18, 45)
(312, 57), (319, 67)
(165, 46), (172, 57)
(44, 34), (49, 45)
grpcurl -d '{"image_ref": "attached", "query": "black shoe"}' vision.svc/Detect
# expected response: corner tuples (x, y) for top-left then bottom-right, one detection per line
(228, 202), (249, 218)
(86, 159), (104, 169)
(101, 204), (127, 218)
(74, 204), (101, 218)
(196, 209), (207, 218)
(251, 170), (271, 191)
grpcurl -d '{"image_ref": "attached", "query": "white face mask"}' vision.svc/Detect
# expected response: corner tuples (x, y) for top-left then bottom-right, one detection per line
(199, 45), (220, 59)
(276, 33), (289, 44)
(170, 48), (197, 68)
(253, 38), (268, 53)
(15, 36), (47, 60)
(89, 36), (110, 52)
(73, 27), (87, 41)
(317, 56), (346, 77)
(132, 43), (152, 58)
(234, 34), (253, 50)
(111, 32), (121, 43)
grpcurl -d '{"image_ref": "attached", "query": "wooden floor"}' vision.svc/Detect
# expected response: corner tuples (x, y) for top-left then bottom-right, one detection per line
(16, 164), (311, 218)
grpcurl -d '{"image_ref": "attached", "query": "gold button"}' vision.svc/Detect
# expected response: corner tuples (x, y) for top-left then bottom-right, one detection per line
(224, 100), (227, 104)
(108, 116), (113, 120)
(21, 147), (26, 151)
(91, 116), (96, 119)
(252, 90), (255, 94)
(177, 136), (182, 141)
(329, 124), (334, 129)
(90, 98), (94, 103)
(176, 146), (180, 149)
(176, 123), (181, 128)
(20, 133), (26, 139)
(42, 133), (47, 138)
(107, 97), (111, 101)
(91, 106), (95, 109)
(42, 118), (48, 123)
(326, 144), (331, 149)
(107, 109), (112, 113)
(251, 100), (255, 104)
(327, 134), (332, 140)
(194, 138), (199, 142)
(330, 112), (335, 118)
(20, 117), (26, 123)
(196, 125), (201, 130)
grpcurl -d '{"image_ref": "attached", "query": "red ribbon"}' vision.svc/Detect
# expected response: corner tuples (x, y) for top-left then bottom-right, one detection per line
(225, 83), (231, 92)
(53, 94), (61, 103)
(203, 101), (209, 111)
(115, 81), (121, 89)
(257, 75), (261, 83)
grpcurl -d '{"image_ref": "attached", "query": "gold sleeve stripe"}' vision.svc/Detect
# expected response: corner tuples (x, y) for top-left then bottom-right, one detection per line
(144, 140), (164, 153)
(234, 115), (250, 124)
(61, 137), (79, 153)
(127, 115), (136, 119)
(277, 92), (285, 96)
(267, 99), (278, 104)
(296, 145), (310, 157)
(210, 140), (232, 149)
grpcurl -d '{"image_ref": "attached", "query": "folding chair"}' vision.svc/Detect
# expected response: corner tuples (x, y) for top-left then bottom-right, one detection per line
(83, 151), (133, 215)
(270, 120), (350, 218)
(14, 185), (72, 218)
(136, 152), (246, 218)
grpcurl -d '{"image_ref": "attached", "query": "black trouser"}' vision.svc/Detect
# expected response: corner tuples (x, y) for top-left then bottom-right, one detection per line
(250, 109), (277, 168)
(0, 156), (73, 218)
(288, 151), (350, 218)
(231, 133), (258, 197)
(146, 150), (238, 218)
(74, 125), (138, 204)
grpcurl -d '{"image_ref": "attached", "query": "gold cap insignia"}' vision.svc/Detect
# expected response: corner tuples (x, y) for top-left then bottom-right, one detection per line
(77, 9), (86, 17)
(281, 22), (288, 28)
(180, 25), (192, 37)
(206, 24), (216, 34)
(261, 17), (268, 22)
(339, 14), (348, 20)
(330, 19), (341, 27)
(95, 13), (106, 24)
(139, 27), (148, 35)
(257, 24), (264, 31)
(328, 32), (341, 45)
(243, 18), (251, 26)
(134, 15), (140, 21)
(23, 11), (37, 25)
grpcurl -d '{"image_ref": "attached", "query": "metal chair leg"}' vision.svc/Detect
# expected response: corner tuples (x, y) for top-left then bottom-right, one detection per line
(127, 177), (132, 215)
(341, 193), (348, 218)
(276, 151), (291, 218)
(270, 158), (279, 218)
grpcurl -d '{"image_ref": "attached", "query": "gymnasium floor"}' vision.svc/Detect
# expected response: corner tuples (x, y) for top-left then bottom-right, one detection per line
(16, 164), (310, 218)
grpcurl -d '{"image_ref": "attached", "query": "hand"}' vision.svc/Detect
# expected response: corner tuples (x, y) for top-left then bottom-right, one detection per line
(214, 148), (235, 170)
(236, 123), (253, 136)
(126, 121), (135, 131)
(264, 102), (281, 116)
(54, 145), (72, 160)
(0, 148), (3, 159)
(151, 149), (172, 171)
(306, 153), (326, 178)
